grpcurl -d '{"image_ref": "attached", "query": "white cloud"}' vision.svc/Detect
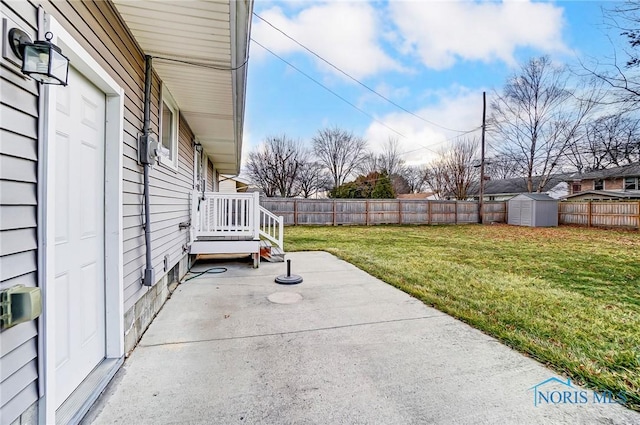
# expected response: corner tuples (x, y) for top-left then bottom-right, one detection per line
(357, 82), (410, 108)
(364, 88), (485, 166)
(252, 3), (402, 79)
(389, 0), (568, 70)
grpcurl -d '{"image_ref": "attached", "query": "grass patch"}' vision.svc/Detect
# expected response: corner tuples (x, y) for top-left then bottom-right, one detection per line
(284, 224), (640, 410)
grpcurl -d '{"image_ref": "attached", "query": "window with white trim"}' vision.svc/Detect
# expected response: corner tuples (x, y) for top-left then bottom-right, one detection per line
(159, 86), (179, 169)
(594, 179), (604, 190)
(572, 183), (582, 194)
(625, 177), (639, 190)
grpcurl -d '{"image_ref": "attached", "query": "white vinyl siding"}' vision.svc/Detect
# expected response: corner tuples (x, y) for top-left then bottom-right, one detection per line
(122, 116), (194, 311)
(34, 0), (196, 314)
(0, 3), (40, 424)
(2, 1), (203, 421)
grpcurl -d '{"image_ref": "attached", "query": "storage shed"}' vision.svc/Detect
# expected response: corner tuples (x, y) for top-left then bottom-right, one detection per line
(508, 193), (558, 227)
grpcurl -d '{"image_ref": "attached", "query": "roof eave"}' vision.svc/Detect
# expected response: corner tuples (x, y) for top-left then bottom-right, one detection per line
(230, 0), (253, 174)
(112, 0), (253, 175)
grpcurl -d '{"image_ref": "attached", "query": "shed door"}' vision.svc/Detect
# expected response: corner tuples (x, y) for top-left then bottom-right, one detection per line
(521, 200), (532, 226)
(54, 66), (107, 407)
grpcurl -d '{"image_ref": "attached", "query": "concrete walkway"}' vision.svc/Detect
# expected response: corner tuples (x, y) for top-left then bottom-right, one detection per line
(83, 252), (639, 425)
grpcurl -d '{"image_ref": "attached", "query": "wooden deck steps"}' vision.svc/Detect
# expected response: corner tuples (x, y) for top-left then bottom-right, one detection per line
(260, 240), (285, 262)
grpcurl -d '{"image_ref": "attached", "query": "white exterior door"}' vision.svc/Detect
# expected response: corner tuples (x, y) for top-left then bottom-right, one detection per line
(54, 66), (107, 407)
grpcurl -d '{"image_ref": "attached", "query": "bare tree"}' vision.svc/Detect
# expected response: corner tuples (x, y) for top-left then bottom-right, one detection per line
(423, 138), (478, 199)
(423, 161), (449, 199)
(356, 138), (409, 194)
(312, 127), (368, 189)
(356, 152), (380, 176)
(566, 113), (640, 171)
(403, 165), (427, 193)
(612, 1), (640, 69)
(297, 162), (329, 198)
(484, 155), (522, 180)
(378, 137), (406, 177)
(490, 56), (601, 192)
(246, 135), (307, 197)
(577, 3), (640, 111)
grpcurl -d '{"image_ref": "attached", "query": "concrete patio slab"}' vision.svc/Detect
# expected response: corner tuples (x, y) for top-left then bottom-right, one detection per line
(82, 251), (639, 425)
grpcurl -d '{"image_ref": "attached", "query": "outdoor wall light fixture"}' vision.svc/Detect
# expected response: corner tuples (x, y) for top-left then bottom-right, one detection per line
(9, 29), (69, 86)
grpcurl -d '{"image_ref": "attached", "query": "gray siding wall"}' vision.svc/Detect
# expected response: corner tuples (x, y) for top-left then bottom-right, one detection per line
(1, 1), (200, 422)
(1, 1), (40, 423)
(41, 0), (196, 313)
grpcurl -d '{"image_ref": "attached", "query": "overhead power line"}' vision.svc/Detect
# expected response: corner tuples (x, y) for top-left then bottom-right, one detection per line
(398, 126), (482, 158)
(251, 38), (406, 138)
(251, 38), (482, 157)
(253, 12), (476, 133)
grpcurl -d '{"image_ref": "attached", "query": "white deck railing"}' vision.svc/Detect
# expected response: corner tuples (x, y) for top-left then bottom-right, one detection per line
(191, 191), (284, 250)
(260, 207), (284, 250)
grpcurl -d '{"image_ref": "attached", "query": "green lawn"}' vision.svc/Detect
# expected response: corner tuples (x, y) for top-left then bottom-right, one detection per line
(284, 224), (640, 409)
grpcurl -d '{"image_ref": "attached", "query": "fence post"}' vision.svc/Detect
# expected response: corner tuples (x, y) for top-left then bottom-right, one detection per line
(558, 202), (562, 225)
(637, 201), (640, 229)
(365, 199), (370, 226)
(587, 201), (592, 228)
(293, 199), (298, 226)
(454, 201), (458, 224)
(332, 199), (337, 226)
(428, 201), (432, 225)
(398, 199), (402, 225)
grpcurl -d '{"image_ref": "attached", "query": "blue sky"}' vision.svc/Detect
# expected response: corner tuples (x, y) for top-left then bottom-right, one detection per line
(243, 1), (626, 166)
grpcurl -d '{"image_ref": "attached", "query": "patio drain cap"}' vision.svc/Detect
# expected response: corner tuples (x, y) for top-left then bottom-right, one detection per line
(275, 259), (303, 285)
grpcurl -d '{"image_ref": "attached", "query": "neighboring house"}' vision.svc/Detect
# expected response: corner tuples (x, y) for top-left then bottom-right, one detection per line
(564, 162), (640, 195)
(397, 192), (437, 200)
(564, 190), (640, 201)
(219, 174), (251, 193)
(466, 174), (570, 201)
(0, 1), (275, 424)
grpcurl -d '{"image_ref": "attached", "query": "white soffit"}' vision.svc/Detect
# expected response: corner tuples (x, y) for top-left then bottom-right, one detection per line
(112, 0), (245, 174)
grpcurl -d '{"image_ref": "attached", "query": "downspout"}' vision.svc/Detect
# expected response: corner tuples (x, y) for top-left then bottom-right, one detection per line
(142, 55), (154, 286)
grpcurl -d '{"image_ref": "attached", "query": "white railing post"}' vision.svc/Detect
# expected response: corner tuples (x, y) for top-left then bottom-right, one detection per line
(253, 191), (261, 240)
(278, 216), (284, 249)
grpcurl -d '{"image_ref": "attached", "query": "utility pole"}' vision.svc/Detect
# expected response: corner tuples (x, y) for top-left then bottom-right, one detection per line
(479, 91), (486, 224)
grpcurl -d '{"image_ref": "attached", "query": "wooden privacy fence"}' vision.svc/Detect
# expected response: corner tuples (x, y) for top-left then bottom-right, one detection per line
(260, 198), (639, 229)
(260, 198), (508, 226)
(559, 201), (640, 229)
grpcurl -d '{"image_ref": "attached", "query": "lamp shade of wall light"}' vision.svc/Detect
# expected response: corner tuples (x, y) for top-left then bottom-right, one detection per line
(9, 29), (69, 86)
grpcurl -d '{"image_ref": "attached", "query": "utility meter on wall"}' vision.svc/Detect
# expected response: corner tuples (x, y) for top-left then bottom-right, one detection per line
(138, 134), (159, 164)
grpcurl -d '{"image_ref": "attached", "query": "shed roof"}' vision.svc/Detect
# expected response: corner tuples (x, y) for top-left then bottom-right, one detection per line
(510, 193), (557, 201)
